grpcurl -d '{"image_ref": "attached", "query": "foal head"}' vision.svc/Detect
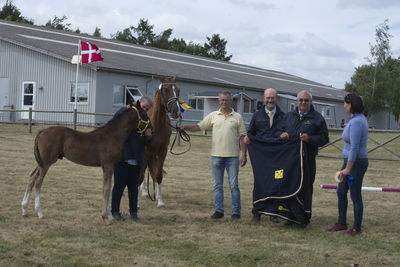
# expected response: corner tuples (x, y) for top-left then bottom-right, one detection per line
(158, 76), (180, 119)
(130, 100), (151, 134)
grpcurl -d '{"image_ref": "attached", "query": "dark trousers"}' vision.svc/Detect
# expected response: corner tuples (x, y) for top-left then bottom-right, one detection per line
(111, 161), (140, 214)
(337, 158), (368, 232)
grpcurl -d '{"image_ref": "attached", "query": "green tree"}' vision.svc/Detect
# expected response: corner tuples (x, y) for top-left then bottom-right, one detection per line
(203, 34), (232, 61)
(345, 19), (394, 117)
(112, 26), (135, 42)
(345, 64), (386, 116)
(152, 28), (173, 49)
(45, 15), (71, 31)
(381, 57), (400, 120)
(132, 19), (156, 45)
(0, 0), (33, 24)
(368, 19), (392, 97)
(111, 19), (232, 61)
(93, 27), (102, 37)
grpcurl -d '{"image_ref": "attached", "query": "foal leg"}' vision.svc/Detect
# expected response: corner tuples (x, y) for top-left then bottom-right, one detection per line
(156, 183), (165, 208)
(101, 164), (114, 224)
(140, 176), (149, 197)
(33, 166), (49, 219)
(21, 166), (40, 216)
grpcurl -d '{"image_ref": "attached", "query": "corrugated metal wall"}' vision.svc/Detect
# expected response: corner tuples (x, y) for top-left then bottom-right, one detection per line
(0, 40), (96, 124)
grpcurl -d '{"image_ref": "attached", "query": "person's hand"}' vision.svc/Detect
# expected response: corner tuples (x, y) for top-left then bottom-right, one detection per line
(339, 168), (350, 180)
(144, 128), (152, 137)
(280, 132), (289, 140)
(299, 133), (309, 142)
(240, 154), (247, 167)
(243, 135), (251, 145)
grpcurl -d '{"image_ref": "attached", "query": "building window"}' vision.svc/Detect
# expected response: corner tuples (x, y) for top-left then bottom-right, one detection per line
(242, 98), (256, 113)
(113, 85), (142, 106)
(325, 107), (331, 119)
(22, 82), (34, 106)
(251, 99), (256, 113)
(243, 99), (250, 113)
(70, 82), (89, 103)
(290, 102), (295, 111)
(188, 98), (204, 110)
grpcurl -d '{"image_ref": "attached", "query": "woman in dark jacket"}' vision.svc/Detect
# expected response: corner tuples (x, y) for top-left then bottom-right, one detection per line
(111, 104), (152, 221)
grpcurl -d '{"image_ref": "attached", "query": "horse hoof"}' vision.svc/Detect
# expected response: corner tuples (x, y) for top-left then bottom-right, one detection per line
(102, 216), (113, 225)
(157, 202), (165, 208)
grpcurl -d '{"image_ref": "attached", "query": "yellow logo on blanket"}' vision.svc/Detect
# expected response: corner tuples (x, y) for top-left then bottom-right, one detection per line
(278, 205), (290, 212)
(275, 169), (284, 179)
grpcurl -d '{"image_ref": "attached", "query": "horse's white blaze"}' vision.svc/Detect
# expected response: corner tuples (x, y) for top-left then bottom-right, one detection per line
(156, 183), (165, 207)
(21, 190), (31, 216)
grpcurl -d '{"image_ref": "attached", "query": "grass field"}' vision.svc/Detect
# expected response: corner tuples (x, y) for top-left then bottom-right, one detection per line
(1, 124), (400, 266)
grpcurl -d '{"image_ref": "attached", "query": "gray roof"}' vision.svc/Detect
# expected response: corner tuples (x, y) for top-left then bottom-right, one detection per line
(0, 19), (347, 101)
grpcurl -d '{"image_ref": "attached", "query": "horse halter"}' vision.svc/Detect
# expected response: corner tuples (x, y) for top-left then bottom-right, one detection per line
(130, 106), (150, 134)
(158, 83), (180, 115)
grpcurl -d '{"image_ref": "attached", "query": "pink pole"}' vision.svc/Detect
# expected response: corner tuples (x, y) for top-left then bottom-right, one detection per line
(320, 184), (400, 192)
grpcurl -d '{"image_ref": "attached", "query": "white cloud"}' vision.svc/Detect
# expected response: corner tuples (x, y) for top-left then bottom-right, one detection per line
(337, 0), (400, 9)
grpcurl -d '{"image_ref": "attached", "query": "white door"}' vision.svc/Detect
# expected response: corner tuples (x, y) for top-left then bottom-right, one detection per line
(0, 78), (10, 121)
(21, 82), (35, 119)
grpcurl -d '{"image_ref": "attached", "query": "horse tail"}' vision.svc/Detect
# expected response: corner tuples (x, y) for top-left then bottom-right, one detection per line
(34, 131), (44, 168)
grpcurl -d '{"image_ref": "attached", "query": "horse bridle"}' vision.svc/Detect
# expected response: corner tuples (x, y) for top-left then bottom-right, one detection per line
(130, 106), (150, 134)
(158, 82), (181, 116)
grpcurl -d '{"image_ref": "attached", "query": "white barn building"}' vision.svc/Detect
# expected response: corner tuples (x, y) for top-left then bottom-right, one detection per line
(0, 20), (398, 129)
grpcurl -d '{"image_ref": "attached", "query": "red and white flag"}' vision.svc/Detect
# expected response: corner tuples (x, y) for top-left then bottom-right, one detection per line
(80, 41), (104, 63)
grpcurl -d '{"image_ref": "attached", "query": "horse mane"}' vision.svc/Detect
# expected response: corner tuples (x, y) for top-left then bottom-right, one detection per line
(96, 107), (132, 131)
(152, 90), (169, 130)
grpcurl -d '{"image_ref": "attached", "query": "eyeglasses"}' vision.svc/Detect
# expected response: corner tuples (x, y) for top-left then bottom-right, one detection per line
(298, 99), (310, 103)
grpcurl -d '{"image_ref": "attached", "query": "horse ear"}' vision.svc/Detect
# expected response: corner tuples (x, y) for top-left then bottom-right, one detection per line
(136, 100), (141, 109)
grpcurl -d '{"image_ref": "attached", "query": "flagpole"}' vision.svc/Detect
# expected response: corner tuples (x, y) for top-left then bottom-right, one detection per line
(74, 40), (81, 110)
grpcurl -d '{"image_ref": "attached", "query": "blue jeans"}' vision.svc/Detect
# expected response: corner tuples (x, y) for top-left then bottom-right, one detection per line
(211, 156), (241, 215)
(337, 158), (368, 232)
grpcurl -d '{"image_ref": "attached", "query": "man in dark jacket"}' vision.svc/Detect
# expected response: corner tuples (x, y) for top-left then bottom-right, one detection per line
(244, 88), (285, 222)
(277, 90), (329, 224)
(111, 104), (152, 221)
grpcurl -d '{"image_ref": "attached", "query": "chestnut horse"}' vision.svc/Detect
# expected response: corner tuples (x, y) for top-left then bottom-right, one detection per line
(140, 76), (180, 207)
(21, 101), (150, 223)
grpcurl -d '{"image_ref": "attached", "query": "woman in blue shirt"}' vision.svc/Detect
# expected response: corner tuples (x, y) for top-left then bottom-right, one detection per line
(327, 93), (368, 236)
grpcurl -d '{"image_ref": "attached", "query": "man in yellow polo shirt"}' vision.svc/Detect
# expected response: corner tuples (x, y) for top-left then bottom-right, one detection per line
(181, 91), (247, 220)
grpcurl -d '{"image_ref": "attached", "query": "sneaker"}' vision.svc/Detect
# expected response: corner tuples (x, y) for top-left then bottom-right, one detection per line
(231, 214), (241, 220)
(326, 223), (348, 232)
(130, 213), (139, 221)
(209, 211), (224, 219)
(251, 212), (261, 222)
(112, 212), (125, 221)
(344, 228), (361, 237)
(269, 216), (280, 223)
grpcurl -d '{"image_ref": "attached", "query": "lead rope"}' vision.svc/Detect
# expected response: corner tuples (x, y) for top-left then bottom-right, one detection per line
(146, 170), (156, 201)
(168, 85), (191, 155)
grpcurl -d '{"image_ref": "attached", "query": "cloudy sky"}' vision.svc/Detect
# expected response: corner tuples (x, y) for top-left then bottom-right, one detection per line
(10, 0), (400, 89)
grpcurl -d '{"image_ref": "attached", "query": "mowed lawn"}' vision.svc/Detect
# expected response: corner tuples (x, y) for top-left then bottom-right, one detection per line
(0, 124), (399, 266)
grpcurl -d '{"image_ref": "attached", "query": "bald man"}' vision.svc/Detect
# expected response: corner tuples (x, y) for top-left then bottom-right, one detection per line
(244, 88), (285, 222)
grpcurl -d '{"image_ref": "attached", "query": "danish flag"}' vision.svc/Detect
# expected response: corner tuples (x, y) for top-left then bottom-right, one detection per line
(80, 41), (104, 63)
